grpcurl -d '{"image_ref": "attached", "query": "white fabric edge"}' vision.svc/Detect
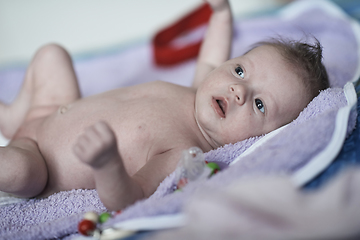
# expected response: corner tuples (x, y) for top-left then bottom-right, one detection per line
(230, 124), (289, 166)
(112, 213), (187, 231)
(0, 132), (9, 147)
(350, 16), (360, 83)
(292, 82), (357, 187)
(0, 196), (27, 207)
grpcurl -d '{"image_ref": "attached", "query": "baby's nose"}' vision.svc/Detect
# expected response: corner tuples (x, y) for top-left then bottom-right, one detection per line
(229, 84), (246, 106)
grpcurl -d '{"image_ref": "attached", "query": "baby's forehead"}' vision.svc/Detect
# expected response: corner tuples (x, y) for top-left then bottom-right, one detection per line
(228, 45), (285, 67)
(231, 46), (290, 73)
(244, 44), (283, 58)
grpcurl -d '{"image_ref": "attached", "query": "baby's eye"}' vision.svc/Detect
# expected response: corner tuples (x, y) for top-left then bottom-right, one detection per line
(235, 66), (245, 79)
(255, 99), (265, 113)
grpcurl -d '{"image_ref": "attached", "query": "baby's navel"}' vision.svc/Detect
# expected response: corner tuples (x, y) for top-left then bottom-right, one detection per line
(59, 105), (68, 114)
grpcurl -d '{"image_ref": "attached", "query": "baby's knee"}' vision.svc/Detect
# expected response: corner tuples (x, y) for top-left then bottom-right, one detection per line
(4, 141), (48, 197)
(33, 43), (71, 64)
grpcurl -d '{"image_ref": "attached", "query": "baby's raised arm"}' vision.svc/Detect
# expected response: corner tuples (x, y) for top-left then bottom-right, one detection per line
(192, 0), (233, 88)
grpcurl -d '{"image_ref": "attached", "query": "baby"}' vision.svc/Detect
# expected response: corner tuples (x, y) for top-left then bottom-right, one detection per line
(0, 0), (329, 211)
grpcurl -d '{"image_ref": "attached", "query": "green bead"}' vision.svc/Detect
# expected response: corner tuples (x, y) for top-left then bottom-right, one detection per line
(206, 162), (220, 177)
(99, 212), (111, 223)
(206, 162), (220, 170)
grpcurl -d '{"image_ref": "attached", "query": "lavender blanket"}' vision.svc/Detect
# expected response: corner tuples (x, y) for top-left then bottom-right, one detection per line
(1, 0), (360, 239)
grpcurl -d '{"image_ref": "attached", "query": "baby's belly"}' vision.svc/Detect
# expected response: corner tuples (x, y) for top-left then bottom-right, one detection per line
(36, 109), (95, 194)
(35, 102), (150, 195)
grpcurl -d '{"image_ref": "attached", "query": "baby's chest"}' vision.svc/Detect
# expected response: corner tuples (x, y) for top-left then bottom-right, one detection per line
(111, 102), (191, 171)
(114, 104), (184, 151)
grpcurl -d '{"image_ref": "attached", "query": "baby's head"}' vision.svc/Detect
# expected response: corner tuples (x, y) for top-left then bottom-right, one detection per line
(195, 38), (329, 148)
(253, 38), (330, 105)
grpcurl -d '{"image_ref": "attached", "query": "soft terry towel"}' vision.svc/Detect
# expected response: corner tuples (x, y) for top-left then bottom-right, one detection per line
(0, 0), (359, 239)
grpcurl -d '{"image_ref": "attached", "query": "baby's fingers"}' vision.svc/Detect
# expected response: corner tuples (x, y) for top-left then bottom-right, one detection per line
(73, 121), (118, 167)
(73, 137), (91, 163)
(92, 121), (117, 147)
(73, 129), (99, 163)
(204, 0), (229, 11)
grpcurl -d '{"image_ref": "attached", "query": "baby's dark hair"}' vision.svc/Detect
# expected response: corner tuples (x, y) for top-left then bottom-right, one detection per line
(250, 37), (329, 102)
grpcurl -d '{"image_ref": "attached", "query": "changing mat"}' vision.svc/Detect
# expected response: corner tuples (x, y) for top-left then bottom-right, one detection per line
(0, 0), (360, 239)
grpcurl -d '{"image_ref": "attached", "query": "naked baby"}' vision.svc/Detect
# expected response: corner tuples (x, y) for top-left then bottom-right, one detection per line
(0, 0), (329, 211)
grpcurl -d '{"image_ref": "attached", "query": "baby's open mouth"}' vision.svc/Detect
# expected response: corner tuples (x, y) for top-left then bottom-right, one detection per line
(213, 97), (227, 118)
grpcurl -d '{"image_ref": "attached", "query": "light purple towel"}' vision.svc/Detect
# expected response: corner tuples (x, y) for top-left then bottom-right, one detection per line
(0, 1), (359, 239)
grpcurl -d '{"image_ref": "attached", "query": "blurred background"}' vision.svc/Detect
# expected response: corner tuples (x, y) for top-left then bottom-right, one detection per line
(0, 0), (290, 67)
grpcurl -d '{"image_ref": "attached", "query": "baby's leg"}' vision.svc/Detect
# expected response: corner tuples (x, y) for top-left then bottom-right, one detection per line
(73, 122), (144, 210)
(0, 44), (80, 197)
(0, 44), (80, 139)
(0, 138), (47, 197)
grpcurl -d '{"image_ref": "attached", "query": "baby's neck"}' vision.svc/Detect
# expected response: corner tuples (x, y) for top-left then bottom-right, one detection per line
(186, 107), (214, 153)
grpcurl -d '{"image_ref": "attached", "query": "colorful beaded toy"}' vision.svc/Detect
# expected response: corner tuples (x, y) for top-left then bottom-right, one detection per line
(78, 210), (131, 239)
(173, 147), (222, 191)
(78, 147), (224, 238)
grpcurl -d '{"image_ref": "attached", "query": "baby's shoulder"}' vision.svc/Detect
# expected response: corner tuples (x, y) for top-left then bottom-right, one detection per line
(132, 81), (195, 99)
(148, 80), (194, 92)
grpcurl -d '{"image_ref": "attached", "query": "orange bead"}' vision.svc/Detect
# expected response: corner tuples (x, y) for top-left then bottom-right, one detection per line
(78, 219), (96, 236)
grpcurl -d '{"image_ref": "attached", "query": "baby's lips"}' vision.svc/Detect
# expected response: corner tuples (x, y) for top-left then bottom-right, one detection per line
(212, 97), (227, 118)
(218, 97), (228, 117)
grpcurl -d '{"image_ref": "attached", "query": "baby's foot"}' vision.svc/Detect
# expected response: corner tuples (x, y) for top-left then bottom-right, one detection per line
(73, 121), (120, 169)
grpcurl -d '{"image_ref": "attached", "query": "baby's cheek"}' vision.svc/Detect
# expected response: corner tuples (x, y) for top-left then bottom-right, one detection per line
(204, 74), (222, 87)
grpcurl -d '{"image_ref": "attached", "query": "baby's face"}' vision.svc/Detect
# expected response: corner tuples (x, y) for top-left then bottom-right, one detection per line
(195, 45), (309, 148)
